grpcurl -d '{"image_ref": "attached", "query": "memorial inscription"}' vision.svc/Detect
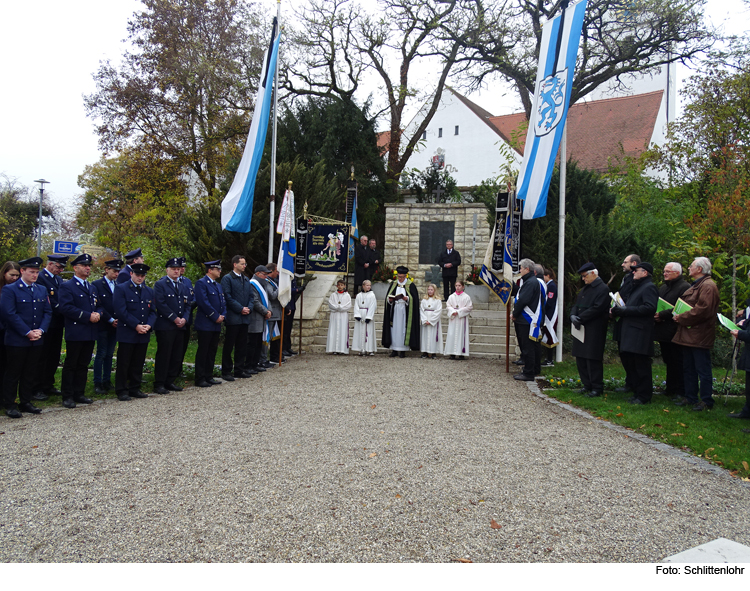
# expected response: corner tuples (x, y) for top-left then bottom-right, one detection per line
(419, 221), (454, 265)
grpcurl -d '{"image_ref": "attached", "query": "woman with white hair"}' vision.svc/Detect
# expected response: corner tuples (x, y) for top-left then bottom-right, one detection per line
(672, 257), (720, 411)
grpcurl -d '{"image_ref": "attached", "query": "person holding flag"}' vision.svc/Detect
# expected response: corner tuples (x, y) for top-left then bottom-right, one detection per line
(245, 266), (273, 374)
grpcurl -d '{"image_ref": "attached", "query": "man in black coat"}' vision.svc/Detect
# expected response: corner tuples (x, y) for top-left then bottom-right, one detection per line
(220, 255), (254, 380)
(613, 253), (640, 393)
(570, 263), (611, 397)
(512, 259), (541, 381)
(437, 239), (461, 300)
(366, 238), (380, 281)
(654, 262), (690, 402)
(153, 258), (190, 394)
(611, 262), (659, 404)
(353, 235), (370, 292)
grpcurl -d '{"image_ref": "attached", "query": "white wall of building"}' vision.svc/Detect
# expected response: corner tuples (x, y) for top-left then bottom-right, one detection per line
(402, 90), (523, 188)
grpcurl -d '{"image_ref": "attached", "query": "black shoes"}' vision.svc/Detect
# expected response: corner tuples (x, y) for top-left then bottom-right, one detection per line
(399, 352), (405, 358)
(153, 386), (170, 395)
(94, 384), (108, 395)
(513, 359), (524, 365)
(73, 396), (93, 405)
(389, 351), (398, 358)
(208, 378), (221, 385)
(235, 371), (254, 379)
(542, 360), (555, 367)
(692, 401), (713, 412)
(62, 399), (76, 409)
(586, 391), (602, 398)
(166, 383), (183, 392)
(421, 353), (428, 358)
(196, 380), (212, 388)
(221, 374), (235, 382)
(31, 392), (49, 401)
(628, 397), (649, 405)
(5, 408), (22, 419)
(283, 349), (297, 356)
(253, 366), (266, 373)
(18, 402), (42, 414)
(49, 388), (62, 396)
(117, 393), (132, 401)
(449, 355), (456, 360)
(513, 374), (534, 381)
(130, 391), (148, 399)
(727, 411), (750, 419)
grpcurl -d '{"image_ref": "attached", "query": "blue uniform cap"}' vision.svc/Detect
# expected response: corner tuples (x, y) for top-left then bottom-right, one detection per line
(71, 254), (93, 266)
(166, 257), (182, 268)
(130, 263), (150, 274)
(47, 254), (68, 265)
(19, 257), (43, 269)
(104, 258), (124, 270)
(125, 248), (143, 260)
(204, 260), (222, 269)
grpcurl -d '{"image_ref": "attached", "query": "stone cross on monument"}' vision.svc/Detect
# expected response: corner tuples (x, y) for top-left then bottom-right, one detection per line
(432, 186), (446, 202)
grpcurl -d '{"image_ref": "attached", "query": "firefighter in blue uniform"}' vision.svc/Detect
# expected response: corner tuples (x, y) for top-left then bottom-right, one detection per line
(153, 257), (189, 394)
(0, 257), (52, 418)
(113, 263), (156, 401)
(92, 258), (123, 394)
(178, 257), (195, 365)
(193, 260), (226, 387)
(33, 253), (68, 400)
(58, 253), (102, 408)
(117, 247), (144, 284)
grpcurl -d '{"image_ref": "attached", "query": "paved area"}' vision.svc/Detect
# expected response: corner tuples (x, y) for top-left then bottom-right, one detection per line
(1, 354), (749, 563)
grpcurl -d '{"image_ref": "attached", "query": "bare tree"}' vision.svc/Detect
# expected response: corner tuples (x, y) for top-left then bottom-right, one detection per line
(442, 0), (715, 118)
(283, 0), (467, 196)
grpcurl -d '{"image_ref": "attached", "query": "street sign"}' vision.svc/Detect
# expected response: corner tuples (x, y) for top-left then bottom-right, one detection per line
(54, 241), (80, 256)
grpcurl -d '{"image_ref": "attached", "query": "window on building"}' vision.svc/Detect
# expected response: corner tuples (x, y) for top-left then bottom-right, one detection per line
(438, 128), (443, 138)
(455, 125), (459, 135)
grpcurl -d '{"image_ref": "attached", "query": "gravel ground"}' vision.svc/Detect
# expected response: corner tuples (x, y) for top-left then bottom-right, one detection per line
(1, 353), (749, 563)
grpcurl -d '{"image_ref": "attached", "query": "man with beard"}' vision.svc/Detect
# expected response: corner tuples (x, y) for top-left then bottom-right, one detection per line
(611, 262), (659, 404)
(570, 263), (611, 397)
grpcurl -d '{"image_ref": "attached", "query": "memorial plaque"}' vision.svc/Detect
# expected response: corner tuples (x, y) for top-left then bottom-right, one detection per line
(496, 191), (510, 211)
(419, 221), (454, 265)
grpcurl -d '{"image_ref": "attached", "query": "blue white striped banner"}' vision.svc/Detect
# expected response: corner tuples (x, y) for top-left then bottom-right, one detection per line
(221, 20), (280, 233)
(516, 0), (588, 220)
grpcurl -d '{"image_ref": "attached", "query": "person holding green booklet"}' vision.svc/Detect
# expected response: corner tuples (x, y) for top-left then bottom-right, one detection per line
(654, 262), (690, 404)
(672, 257), (720, 411)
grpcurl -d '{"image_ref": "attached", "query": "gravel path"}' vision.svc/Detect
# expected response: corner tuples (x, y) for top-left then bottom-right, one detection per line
(1, 354), (749, 563)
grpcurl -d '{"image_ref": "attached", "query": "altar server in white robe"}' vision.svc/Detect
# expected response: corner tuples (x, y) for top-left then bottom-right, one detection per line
(326, 280), (352, 354)
(420, 283), (444, 358)
(352, 280), (377, 355)
(444, 280), (473, 359)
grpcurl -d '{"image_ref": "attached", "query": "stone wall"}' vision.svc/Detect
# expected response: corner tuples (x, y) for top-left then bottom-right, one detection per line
(383, 203), (491, 291)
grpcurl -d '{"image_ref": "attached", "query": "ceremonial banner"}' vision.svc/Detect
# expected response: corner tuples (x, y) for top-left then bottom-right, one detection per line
(480, 225), (513, 306)
(306, 223), (350, 275)
(221, 19), (280, 233)
(516, 0), (588, 219)
(295, 217), (308, 277)
(276, 188), (296, 307)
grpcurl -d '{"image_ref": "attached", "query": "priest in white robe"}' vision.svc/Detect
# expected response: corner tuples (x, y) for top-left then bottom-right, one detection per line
(326, 280), (351, 354)
(420, 283), (444, 358)
(445, 280), (473, 359)
(352, 280), (377, 355)
(382, 266), (420, 358)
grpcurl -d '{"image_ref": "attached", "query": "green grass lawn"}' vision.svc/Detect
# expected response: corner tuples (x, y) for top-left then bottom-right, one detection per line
(540, 360), (750, 480)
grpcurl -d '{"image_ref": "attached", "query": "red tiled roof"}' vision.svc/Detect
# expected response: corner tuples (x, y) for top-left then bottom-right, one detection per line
(489, 90), (664, 171)
(376, 130), (391, 155)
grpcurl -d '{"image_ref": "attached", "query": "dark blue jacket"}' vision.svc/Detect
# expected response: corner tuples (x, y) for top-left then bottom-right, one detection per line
(194, 275), (226, 332)
(179, 276), (196, 326)
(113, 281), (156, 344)
(0, 280), (52, 347)
(59, 277), (102, 342)
(36, 267), (65, 329)
(92, 276), (118, 333)
(117, 265), (133, 284)
(154, 275), (190, 331)
(221, 271), (254, 325)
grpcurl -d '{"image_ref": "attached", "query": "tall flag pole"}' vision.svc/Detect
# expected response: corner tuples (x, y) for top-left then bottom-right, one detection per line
(220, 15), (281, 234)
(268, 0), (282, 263)
(516, 0), (588, 220)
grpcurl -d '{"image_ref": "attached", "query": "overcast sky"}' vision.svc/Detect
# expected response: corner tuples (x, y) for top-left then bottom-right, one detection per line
(1, 0), (747, 214)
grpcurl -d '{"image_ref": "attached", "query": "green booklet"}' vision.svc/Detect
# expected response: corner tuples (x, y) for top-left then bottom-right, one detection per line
(656, 298), (674, 313)
(717, 313), (741, 332)
(673, 298), (693, 315)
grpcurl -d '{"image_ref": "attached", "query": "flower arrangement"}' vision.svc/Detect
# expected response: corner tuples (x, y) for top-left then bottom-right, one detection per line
(371, 264), (394, 283)
(465, 265), (481, 284)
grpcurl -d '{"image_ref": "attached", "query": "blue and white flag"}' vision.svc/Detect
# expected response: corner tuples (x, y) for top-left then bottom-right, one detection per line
(516, 0), (588, 219)
(480, 225), (513, 306)
(277, 188), (296, 307)
(221, 19), (280, 233)
(348, 193), (359, 260)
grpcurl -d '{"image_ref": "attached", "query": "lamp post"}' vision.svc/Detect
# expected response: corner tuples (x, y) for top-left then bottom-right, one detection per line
(33, 179), (49, 257)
